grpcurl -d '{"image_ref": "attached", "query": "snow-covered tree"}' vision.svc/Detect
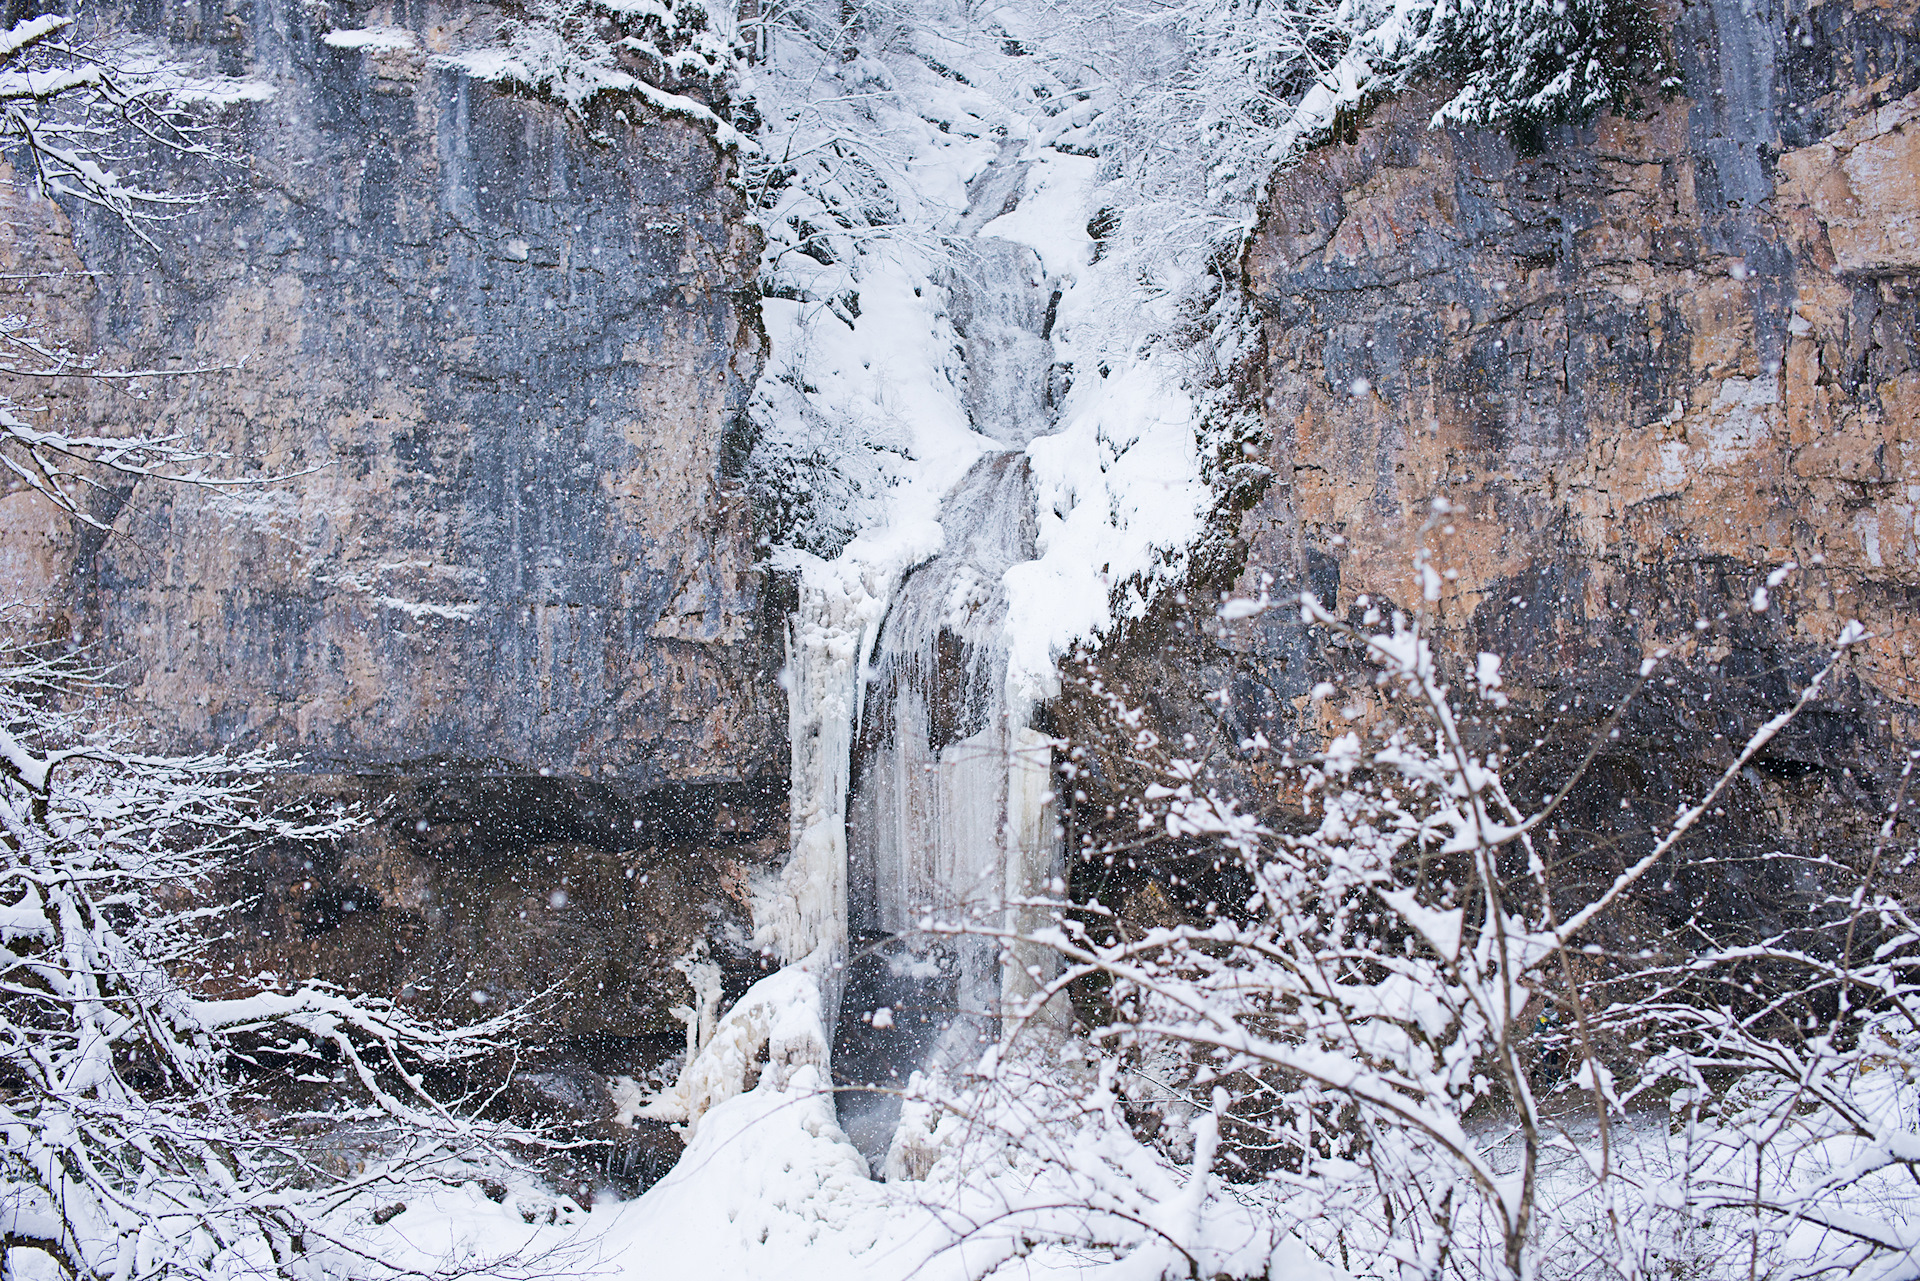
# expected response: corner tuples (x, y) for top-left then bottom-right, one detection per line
(0, 12), (251, 527)
(980, 581), (1916, 1280)
(1021, 0), (1670, 261)
(1364, 0), (1672, 142)
(0, 645), (559, 1281)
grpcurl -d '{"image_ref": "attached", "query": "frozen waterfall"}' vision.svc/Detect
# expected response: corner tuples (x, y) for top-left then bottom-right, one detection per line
(829, 215), (1068, 1173)
(951, 239), (1055, 449)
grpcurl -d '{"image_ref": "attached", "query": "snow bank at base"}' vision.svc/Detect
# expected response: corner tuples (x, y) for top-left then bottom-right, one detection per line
(609, 1064), (905, 1277)
(603, 1044), (1309, 1281)
(595, 964), (1304, 1281)
(349, 1181), (589, 1280)
(355, 1067), (1920, 1281)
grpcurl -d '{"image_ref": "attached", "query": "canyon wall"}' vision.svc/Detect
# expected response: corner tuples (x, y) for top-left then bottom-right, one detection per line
(0, 1), (784, 1155)
(17, 1), (780, 786)
(1236, 0), (1918, 723)
(4, 0), (1915, 1180)
(1071, 0), (1917, 941)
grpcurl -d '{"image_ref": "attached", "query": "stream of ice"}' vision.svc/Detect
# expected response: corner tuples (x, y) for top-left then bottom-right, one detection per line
(638, 18), (1214, 1212)
(830, 174), (1067, 1171)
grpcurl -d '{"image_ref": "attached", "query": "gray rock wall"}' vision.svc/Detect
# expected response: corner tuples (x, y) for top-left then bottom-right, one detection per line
(0, 6), (785, 1147)
(1227, 0), (1918, 745)
(1064, 0), (1918, 947)
(10, 0), (780, 788)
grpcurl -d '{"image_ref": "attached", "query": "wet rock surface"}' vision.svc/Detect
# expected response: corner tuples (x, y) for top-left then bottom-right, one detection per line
(1, 0), (781, 786)
(212, 771), (784, 1193)
(219, 774), (785, 1038)
(1074, 0), (1918, 946)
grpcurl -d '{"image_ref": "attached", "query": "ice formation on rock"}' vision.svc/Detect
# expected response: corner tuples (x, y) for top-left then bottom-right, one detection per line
(831, 164), (1068, 1170)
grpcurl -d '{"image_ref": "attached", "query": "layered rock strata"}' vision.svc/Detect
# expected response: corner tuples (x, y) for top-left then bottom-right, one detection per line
(0, 0), (782, 1157)
(1234, 0), (1918, 730)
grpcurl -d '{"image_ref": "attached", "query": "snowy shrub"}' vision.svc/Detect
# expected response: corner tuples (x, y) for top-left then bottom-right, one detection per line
(1002, 588), (1918, 1279)
(0, 646), (553, 1280)
(0, 28), (570, 1276)
(423, 0), (749, 143)
(1363, 0), (1674, 144)
(1047, 0), (1352, 240)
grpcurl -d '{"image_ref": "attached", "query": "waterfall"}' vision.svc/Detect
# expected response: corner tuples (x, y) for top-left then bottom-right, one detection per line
(950, 239), (1054, 449)
(755, 575), (865, 975)
(829, 205), (1067, 1172)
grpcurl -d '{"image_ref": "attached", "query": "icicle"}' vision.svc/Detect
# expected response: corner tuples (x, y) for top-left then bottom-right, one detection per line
(753, 560), (890, 984)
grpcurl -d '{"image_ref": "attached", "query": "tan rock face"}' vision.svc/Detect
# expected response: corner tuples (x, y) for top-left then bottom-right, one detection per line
(1778, 90), (1920, 274)
(0, 491), (69, 635)
(1236, 0), (1920, 734)
(1, 2), (780, 787)
(0, 3), (782, 1099)
(1054, 0), (1917, 957)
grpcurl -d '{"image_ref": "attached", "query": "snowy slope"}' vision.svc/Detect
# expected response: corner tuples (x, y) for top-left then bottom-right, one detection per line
(742, 6), (1215, 715)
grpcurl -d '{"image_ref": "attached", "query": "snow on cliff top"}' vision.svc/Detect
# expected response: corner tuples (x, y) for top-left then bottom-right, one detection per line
(750, 32), (1211, 709)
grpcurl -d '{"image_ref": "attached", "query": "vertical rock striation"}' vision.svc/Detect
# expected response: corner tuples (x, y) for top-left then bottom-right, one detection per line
(1231, 0), (1917, 747)
(1063, 0), (1916, 955)
(0, 2), (784, 1153)
(9, 0), (780, 787)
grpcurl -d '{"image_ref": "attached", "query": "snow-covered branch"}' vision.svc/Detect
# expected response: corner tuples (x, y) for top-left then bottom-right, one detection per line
(991, 574), (1914, 1280)
(0, 646), (552, 1281)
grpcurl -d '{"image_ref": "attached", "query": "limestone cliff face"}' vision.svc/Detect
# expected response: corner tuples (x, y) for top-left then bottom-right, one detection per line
(3, 0), (780, 788)
(1062, 0), (1917, 949)
(0, 4), (783, 1138)
(1232, 0), (1918, 745)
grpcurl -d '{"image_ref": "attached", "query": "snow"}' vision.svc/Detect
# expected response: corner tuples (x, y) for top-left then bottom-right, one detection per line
(0, 725), (52, 794)
(1011, 360), (1209, 707)
(383, 1036), (1372, 1281)
(375, 596), (480, 622)
(548, 10), (1248, 1264)
(639, 963), (833, 1130)
(0, 15), (66, 61)
(431, 41), (744, 145)
(615, 4), (1229, 1269)
(105, 5), (1903, 1280)
(364, 2), (746, 147)
(321, 27), (419, 52)
(574, 985), (1308, 1281)
(975, 152), (1099, 279)
(747, 40), (1214, 715)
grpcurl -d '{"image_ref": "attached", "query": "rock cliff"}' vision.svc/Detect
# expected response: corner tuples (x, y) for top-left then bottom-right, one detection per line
(0, 1), (783, 1155)
(1067, 0), (1917, 942)
(4, 0), (780, 787)
(5, 0), (1916, 1187)
(1237, 0), (1917, 722)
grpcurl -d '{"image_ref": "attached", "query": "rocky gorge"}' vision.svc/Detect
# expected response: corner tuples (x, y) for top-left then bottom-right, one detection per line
(0, 0), (1914, 1205)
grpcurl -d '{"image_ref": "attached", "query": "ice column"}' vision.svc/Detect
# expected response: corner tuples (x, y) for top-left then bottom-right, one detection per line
(755, 563), (888, 992)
